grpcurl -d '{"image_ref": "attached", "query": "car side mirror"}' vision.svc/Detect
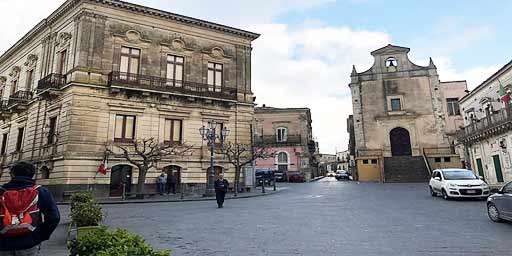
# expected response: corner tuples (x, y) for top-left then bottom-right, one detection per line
(497, 189), (504, 194)
(479, 176), (484, 180)
(434, 177), (441, 181)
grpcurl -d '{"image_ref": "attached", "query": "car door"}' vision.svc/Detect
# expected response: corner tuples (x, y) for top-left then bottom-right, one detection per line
(500, 182), (512, 219)
(432, 171), (442, 192)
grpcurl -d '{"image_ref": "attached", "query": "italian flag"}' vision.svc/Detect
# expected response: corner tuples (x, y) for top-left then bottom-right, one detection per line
(499, 82), (510, 104)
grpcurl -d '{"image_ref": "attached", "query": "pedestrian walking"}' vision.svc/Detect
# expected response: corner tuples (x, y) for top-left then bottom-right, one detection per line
(166, 172), (177, 195)
(214, 173), (229, 208)
(156, 172), (167, 195)
(0, 161), (60, 256)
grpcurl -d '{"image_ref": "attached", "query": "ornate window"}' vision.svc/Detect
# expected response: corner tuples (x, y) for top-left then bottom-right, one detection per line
(166, 55), (184, 87)
(114, 115), (136, 142)
(164, 119), (182, 144)
(277, 152), (289, 172)
(276, 127), (288, 142)
(207, 62), (223, 92)
(120, 47), (141, 76)
(57, 50), (67, 75)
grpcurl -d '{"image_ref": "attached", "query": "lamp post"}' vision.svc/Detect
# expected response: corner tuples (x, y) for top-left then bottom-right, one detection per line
(199, 120), (230, 196)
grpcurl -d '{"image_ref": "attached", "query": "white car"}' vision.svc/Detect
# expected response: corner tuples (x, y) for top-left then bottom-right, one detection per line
(429, 169), (490, 200)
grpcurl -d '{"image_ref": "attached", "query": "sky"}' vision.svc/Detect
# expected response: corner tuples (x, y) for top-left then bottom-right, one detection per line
(1, 0), (511, 154)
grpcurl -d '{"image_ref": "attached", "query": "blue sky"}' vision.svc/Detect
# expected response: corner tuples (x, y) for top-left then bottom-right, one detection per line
(1, 0), (510, 154)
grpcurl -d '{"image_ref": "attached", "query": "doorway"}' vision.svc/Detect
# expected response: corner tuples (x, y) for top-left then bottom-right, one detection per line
(109, 165), (133, 197)
(492, 155), (505, 182)
(476, 158), (485, 179)
(163, 165), (182, 192)
(390, 127), (412, 156)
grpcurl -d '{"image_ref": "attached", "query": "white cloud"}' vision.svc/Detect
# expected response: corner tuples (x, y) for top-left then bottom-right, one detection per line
(0, 0), (63, 56)
(251, 24), (390, 153)
(433, 57), (501, 90)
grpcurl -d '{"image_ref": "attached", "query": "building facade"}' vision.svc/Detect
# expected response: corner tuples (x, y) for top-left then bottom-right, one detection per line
(0, 0), (259, 199)
(253, 106), (317, 180)
(457, 60), (512, 188)
(350, 44), (464, 182)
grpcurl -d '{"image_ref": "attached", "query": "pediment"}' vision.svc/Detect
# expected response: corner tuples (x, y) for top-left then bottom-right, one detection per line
(371, 44), (410, 56)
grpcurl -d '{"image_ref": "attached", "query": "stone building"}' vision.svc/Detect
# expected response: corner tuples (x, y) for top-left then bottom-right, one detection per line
(350, 44), (465, 182)
(0, 0), (259, 199)
(253, 106), (317, 180)
(457, 60), (512, 188)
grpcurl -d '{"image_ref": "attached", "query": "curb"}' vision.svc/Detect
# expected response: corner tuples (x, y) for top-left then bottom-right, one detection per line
(57, 187), (287, 206)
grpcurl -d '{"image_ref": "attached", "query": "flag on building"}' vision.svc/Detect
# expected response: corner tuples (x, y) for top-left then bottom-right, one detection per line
(98, 152), (108, 175)
(499, 80), (510, 104)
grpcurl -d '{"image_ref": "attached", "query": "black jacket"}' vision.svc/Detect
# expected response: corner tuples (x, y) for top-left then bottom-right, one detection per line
(0, 176), (60, 251)
(214, 179), (229, 193)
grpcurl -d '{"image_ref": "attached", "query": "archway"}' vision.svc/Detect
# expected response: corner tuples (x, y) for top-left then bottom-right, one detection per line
(40, 166), (50, 180)
(390, 127), (412, 156)
(163, 165), (182, 194)
(109, 165), (133, 197)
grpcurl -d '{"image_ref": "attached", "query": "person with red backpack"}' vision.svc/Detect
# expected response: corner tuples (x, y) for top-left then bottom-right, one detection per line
(0, 161), (60, 256)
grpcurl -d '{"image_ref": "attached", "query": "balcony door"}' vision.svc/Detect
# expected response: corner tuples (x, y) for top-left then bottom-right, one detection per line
(166, 55), (184, 87)
(276, 127), (288, 142)
(207, 62), (222, 92)
(120, 47), (140, 81)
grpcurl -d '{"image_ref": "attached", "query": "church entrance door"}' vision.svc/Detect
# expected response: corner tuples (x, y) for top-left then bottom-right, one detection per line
(390, 127), (412, 156)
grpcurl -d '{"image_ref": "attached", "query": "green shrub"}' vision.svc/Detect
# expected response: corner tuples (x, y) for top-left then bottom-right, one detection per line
(68, 226), (171, 256)
(70, 192), (103, 227)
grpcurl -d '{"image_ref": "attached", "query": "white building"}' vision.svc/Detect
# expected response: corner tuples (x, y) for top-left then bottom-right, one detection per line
(457, 60), (512, 188)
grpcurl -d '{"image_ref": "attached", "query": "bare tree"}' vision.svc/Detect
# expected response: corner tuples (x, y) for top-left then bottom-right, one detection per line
(105, 138), (194, 197)
(216, 142), (275, 196)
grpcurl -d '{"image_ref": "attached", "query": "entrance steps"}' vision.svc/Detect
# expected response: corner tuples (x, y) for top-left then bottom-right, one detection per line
(384, 156), (430, 183)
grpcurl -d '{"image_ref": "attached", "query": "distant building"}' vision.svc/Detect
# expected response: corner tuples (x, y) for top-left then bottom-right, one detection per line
(350, 44), (465, 182)
(457, 60), (512, 188)
(253, 106), (318, 180)
(318, 153), (337, 174)
(336, 150), (350, 171)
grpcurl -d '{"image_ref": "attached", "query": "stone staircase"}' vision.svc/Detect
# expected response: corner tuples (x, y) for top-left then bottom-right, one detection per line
(384, 156), (430, 183)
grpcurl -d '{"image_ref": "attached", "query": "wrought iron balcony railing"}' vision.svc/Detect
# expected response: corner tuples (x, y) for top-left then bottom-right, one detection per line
(108, 72), (238, 101)
(37, 73), (67, 91)
(7, 91), (31, 107)
(457, 105), (512, 142)
(254, 135), (302, 146)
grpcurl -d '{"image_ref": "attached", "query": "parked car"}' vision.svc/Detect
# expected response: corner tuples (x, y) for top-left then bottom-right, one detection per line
(274, 170), (286, 182)
(288, 171), (306, 183)
(335, 170), (350, 180)
(487, 181), (512, 222)
(255, 170), (274, 186)
(327, 171), (335, 177)
(429, 169), (490, 200)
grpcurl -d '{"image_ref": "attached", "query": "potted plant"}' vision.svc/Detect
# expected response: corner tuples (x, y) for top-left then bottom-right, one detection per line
(69, 192), (103, 239)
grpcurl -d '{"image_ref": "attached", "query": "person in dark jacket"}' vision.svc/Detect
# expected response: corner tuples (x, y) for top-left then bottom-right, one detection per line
(166, 172), (177, 195)
(214, 173), (229, 208)
(0, 161), (60, 256)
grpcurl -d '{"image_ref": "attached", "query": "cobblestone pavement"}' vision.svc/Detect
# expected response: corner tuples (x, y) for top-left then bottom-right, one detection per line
(41, 178), (511, 255)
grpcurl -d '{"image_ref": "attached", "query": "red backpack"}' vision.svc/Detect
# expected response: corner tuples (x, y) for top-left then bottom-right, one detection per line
(0, 185), (41, 237)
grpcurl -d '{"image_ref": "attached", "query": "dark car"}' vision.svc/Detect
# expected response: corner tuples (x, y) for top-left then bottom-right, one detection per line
(274, 170), (286, 182)
(487, 181), (512, 222)
(288, 171), (305, 183)
(255, 170), (274, 186)
(335, 170), (350, 180)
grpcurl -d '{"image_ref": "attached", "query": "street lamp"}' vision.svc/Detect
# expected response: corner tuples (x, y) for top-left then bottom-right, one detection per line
(199, 120), (230, 196)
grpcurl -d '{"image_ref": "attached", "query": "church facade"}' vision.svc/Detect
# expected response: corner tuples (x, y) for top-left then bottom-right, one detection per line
(350, 45), (465, 182)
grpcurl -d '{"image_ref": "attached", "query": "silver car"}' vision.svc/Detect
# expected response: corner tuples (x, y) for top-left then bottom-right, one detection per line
(487, 181), (512, 222)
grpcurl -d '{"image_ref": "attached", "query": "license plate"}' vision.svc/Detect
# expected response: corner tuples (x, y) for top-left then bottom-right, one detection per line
(466, 190), (476, 194)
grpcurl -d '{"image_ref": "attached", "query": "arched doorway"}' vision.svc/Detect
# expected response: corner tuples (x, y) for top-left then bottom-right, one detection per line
(163, 165), (182, 194)
(110, 165), (133, 197)
(390, 127), (412, 156)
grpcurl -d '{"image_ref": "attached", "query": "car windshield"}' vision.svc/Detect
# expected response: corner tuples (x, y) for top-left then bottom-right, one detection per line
(442, 170), (477, 180)
(337, 170), (347, 174)
(288, 171), (300, 175)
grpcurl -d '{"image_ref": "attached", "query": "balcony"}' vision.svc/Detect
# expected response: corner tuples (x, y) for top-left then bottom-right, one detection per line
(457, 105), (512, 143)
(108, 72), (238, 101)
(254, 135), (302, 146)
(37, 73), (66, 91)
(2, 91), (31, 112)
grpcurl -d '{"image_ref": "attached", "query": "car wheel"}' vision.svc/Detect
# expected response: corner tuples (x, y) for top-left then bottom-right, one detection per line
(429, 186), (437, 197)
(442, 189), (450, 200)
(487, 203), (502, 222)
